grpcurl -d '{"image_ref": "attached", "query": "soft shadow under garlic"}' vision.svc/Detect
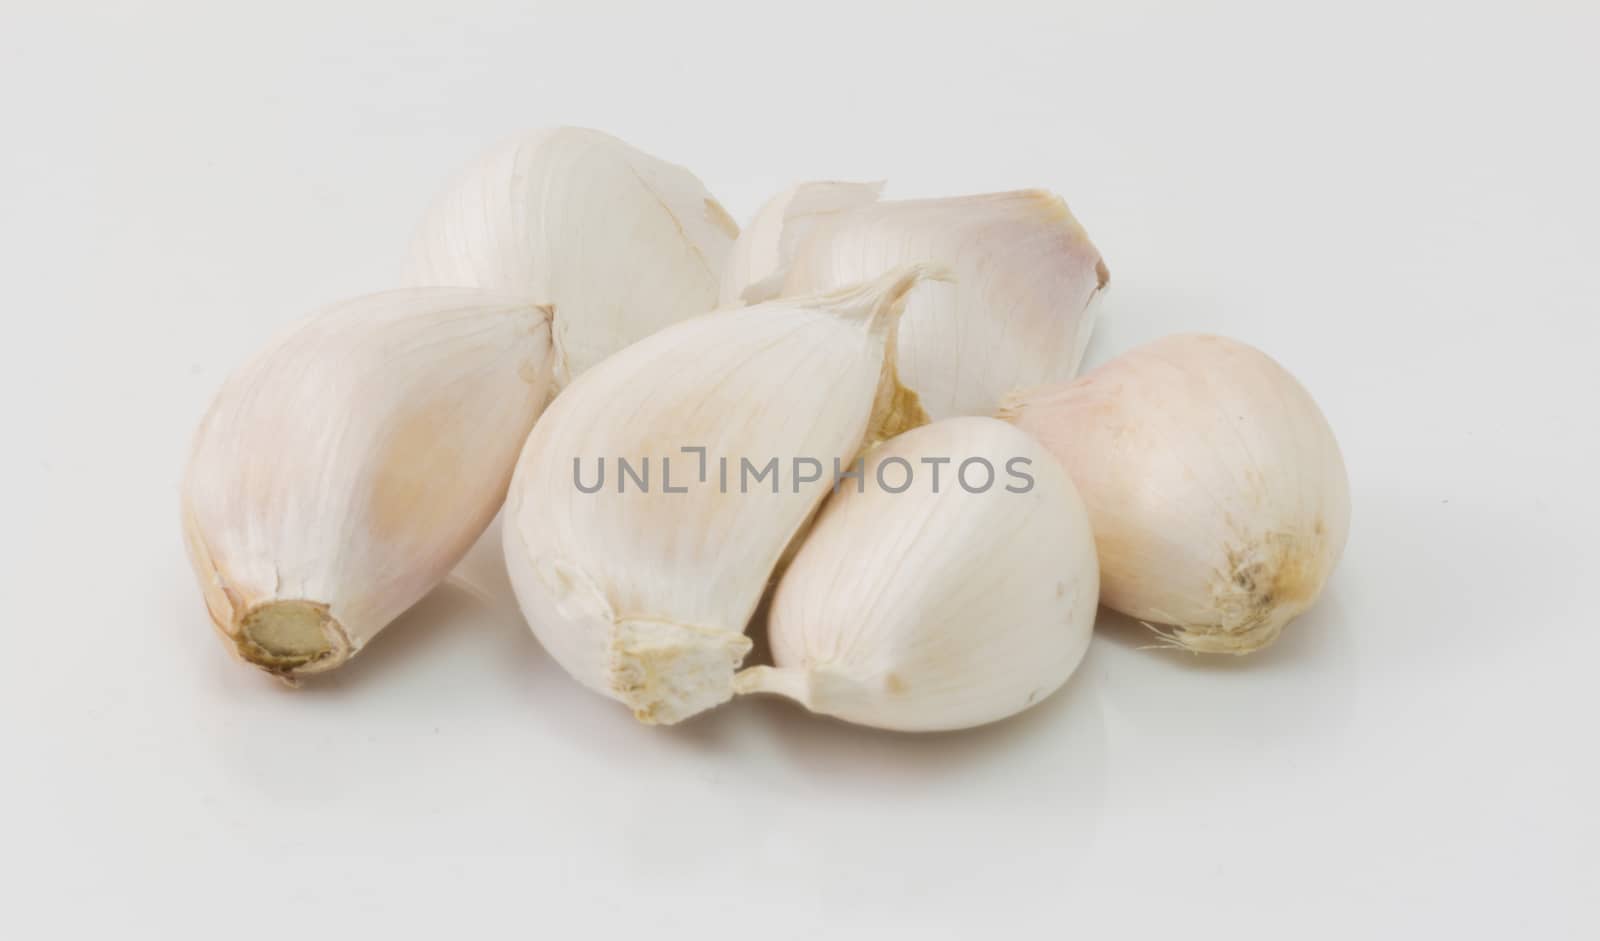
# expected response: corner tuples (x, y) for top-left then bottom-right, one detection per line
(740, 644), (1110, 793)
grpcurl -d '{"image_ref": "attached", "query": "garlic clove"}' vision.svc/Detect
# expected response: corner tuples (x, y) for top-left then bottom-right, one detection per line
(720, 180), (883, 306)
(502, 266), (936, 725)
(1000, 334), (1350, 654)
(734, 416), (1099, 732)
(402, 127), (739, 388)
(182, 288), (555, 678)
(759, 189), (1107, 420)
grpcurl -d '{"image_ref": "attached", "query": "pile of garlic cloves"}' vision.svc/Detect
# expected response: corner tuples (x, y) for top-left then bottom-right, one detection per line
(182, 126), (1349, 734)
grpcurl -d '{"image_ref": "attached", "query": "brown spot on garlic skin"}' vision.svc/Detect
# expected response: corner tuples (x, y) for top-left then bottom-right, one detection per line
(884, 673), (907, 694)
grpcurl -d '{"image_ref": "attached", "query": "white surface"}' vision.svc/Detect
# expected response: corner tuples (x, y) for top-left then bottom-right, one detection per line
(4, 1), (1597, 937)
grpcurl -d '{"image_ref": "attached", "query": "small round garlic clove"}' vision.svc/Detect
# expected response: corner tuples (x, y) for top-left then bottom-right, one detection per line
(182, 288), (556, 679)
(734, 416), (1099, 732)
(1000, 334), (1350, 655)
(754, 188), (1108, 420)
(503, 266), (936, 725)
(401, 127), (738, 388)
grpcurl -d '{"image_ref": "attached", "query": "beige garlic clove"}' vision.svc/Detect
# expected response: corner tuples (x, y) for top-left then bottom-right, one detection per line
(1001, 334), (1350, 654)
(745, 188), (1107, 420)
(734, 417), (1099, 732)
(502, 266), (937, 725)
(402, 126), (739, 388)
(182, 288), (555, 679)
(719, 180), (883, 306)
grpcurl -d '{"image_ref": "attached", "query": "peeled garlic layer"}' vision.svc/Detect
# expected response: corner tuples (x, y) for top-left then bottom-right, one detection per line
(740, 187), (1107, 419)
(502, 267), (934, 725)
(182, 288), (555, 677)
(735, 417), (1098, 731)
(402, 126), (738, 387)
(719, 180), (882, 306)
(1001, 334), (1350, 654)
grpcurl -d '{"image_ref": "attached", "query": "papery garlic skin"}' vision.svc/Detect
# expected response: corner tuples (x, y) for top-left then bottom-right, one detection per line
(1001, 334), (1350, 654)
(183, 289), (555, 678)
(735, 417), (1098, 732)
(502, 267), (934, 725)
(402, 127), (738, 387)
(720, 180), (882, 306)
(765, 189), (1107, 419)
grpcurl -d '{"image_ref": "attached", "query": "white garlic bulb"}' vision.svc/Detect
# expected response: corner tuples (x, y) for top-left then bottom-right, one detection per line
(734, 417), (1099, 732)
(402, 127), (739, 388)
(502, 266), (935, 725)
(740, 188), (1108, 419)
(1001, 334), (1350, 654)
(182, 288), (555, 678)
(719, 180), (882, 306)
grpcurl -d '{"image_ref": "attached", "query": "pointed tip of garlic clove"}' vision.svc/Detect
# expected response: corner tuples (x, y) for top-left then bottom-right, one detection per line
(777, 189), (1106, 418)
(806, 262), (950, 333)
(733, 665), (878, 723)
(610, 620), (753, 725)
(786, 263), (944, 444)
(731, 664), (811, 702)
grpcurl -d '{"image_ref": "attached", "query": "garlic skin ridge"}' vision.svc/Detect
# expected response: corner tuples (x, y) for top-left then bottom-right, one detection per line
(741, 187), (1108, 420)
(719, 180), (883, 306)
(1000, 334), (1350, 654)
(402, 127), (738, 389)
(182, 288), (555, 678)
(502, 266), (936, 725)
(735, 416), (1099, 732)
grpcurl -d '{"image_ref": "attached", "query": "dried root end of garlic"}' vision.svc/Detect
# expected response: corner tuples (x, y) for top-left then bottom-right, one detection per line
(1151, 528), (1335, 655)
(610, 620), (754, 724)
(183, 482), (356, 680)
(1001, 333), (1349, 656)
(233, 601), (349, 675)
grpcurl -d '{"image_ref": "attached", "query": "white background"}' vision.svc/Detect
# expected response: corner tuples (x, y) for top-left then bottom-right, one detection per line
(4, 1), (1597, 937)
